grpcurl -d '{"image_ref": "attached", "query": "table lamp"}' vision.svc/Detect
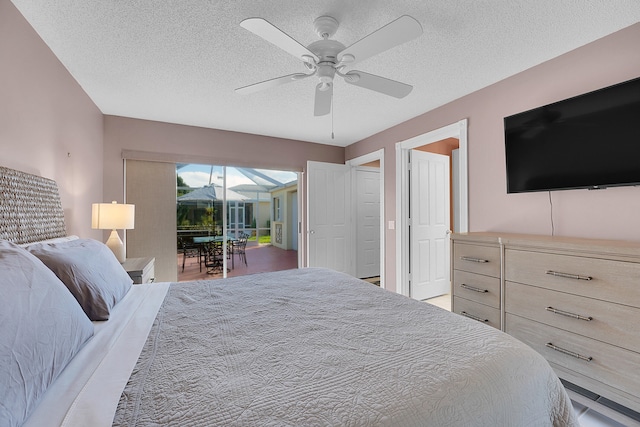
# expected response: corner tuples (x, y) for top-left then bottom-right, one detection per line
(92, 201), (135, 262)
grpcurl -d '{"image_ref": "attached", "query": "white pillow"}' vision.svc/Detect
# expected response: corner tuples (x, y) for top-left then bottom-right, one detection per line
(18, 235), (79, 248)
(0, 240), (94, 427)
(27, 238), (133, 321)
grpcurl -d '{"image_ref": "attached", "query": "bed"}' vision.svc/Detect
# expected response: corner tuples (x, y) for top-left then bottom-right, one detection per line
(0, 165), (579, 427)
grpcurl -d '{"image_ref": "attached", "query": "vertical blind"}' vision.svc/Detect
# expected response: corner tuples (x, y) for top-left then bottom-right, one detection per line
(125, 159), (177, 282)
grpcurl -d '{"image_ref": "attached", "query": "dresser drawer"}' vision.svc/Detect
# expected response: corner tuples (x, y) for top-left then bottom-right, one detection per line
(453, 243), (501, 277)
(506, 314), (640, 399)
(506, 281), (640, 353)
(505, 249), (640, 307)
(141, 264), (155, 284)
(453, 270), (500, 309)
(452, 297), (500, 329)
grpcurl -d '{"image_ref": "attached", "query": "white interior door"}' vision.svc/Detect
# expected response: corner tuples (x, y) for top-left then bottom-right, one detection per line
(290, 191), (298, 251)
(356, 168), (380, 278)
(410, 151), (451, 300)
(307, 161), (352, 274)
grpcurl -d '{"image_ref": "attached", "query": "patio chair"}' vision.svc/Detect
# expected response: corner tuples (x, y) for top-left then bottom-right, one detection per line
(178, 236), (204, 272)
(232, 232), (249, 266)
(204, 240), (225, 274)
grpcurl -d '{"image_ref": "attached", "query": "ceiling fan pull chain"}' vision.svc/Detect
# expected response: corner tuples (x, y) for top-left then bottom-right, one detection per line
(331, 96), (335, 139)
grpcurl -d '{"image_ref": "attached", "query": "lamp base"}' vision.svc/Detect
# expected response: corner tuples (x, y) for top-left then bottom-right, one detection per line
(105, 229), (126, 263)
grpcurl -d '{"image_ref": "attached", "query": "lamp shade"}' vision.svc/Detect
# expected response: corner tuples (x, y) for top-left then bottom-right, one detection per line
(92, 201), (135, 230)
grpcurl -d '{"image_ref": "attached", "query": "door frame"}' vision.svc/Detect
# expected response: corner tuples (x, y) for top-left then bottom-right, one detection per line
(395, 119), (469, 297)
(347, 149), (385, 289)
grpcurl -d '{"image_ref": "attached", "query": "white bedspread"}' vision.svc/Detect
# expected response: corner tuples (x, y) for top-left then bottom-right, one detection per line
(105, 268), (576, 427)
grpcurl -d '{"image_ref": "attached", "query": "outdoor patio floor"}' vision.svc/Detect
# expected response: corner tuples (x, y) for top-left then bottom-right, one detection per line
(177, 241), (298, 281)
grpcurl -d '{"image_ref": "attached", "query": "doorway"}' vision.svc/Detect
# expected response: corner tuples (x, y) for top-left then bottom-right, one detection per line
(306, 149), (385, 288)
(396, 119), (469, 299)
(354, 166), (381, 280)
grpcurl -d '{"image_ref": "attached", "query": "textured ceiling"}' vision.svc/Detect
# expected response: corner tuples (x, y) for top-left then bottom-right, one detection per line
(10, 0), (640, 147)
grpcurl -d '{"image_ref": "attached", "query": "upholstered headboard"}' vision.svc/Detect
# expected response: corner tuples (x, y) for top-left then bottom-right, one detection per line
(0, 166), (66, 244)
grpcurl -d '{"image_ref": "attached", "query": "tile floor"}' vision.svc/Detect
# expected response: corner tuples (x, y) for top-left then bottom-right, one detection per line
(572, 400), (631, 427)
(361, 276), (381, 286)
(423, 294), (632, 427)
(424, 293), (451, 311)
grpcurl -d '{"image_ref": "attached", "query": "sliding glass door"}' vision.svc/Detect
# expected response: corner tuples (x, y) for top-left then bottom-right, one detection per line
(176, 163), (298, 280)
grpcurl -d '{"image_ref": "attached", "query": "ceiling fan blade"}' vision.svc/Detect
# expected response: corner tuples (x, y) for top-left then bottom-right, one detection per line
(235, 73), (310, 94)
(314, 83), (333, 116)
(343, 71), (413, 98)
(241, 18), (319, 63)
(337, 15), (422, 66)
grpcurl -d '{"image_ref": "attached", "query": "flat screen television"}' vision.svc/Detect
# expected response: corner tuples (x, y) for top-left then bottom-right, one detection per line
(504, 76), (640, 193)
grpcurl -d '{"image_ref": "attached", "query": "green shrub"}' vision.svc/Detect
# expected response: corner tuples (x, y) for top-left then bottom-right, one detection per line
(259, 235), (271, 244)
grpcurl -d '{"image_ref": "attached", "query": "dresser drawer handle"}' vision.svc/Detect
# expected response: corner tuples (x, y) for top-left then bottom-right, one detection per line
(460, 283), (489, 293)
(545, 270), (592, 281)
(460, 256), (489, 263)
(546, 343), (593, 362)
(545, 306), (592, 321)
(460, 311), (489, 323)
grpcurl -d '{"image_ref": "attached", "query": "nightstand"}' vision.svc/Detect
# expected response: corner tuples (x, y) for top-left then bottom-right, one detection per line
(121, 257), (155, 284)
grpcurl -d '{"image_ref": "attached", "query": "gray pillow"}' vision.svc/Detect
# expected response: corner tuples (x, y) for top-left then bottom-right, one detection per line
(0, 240), (94, 427)
(27, 238), (133, 321)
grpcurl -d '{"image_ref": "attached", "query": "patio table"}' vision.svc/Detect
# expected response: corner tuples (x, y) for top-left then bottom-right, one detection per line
(193, 236), (237, 270)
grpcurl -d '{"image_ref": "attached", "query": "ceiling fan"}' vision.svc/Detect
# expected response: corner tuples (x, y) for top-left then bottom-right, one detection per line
(235, 15), (423, 116)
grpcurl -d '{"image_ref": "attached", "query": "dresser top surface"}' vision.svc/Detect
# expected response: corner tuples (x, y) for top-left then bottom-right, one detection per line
(452, 232), (640, 259)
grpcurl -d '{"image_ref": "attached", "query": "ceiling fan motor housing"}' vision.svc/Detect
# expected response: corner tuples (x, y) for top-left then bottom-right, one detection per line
(307, 38), (345, 88)
(307, 39), (346, 65)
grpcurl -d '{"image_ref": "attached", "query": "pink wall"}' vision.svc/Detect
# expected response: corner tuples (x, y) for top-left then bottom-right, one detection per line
(346, 23), (640, 292)
(103, 115), (344, 201)
(0, 0), (104, 239)
(103, 115), (345, 262)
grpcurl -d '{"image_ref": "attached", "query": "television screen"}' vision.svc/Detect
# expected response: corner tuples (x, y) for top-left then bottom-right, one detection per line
(504, 77), (640, 193)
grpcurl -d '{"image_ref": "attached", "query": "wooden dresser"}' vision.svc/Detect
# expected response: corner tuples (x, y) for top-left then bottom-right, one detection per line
(451, 232), (640, 421)
(451, 234), (502, 330)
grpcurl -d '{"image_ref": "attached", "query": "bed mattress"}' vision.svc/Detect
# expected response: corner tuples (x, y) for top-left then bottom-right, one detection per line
(25, 268), (578, 426)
